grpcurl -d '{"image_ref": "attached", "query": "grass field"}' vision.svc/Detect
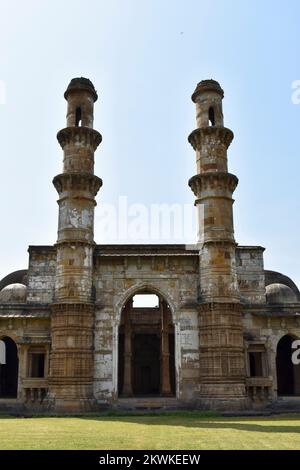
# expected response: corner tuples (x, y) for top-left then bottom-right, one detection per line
(0, 412), (300, 450)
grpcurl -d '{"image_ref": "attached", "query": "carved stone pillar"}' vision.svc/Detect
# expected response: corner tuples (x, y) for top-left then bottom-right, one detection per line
(122, 302), (133, 396)
(17, 344), (27, 401)
(160, 299), (172, 396)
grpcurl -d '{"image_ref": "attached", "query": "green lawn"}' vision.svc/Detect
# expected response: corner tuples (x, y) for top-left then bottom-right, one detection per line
(0, 412), (300, 450)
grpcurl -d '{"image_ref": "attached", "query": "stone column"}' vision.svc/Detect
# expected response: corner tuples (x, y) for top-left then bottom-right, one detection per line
(49, 78), (102, 411)
(17, 344), (28, 401)
(160, 299), (172, 396)
(188, 79), (247, 410)
(122, 301), (133, 396)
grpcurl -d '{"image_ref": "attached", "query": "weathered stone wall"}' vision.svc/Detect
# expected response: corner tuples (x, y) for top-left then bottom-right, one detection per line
(236, 246), (266, 304)
(27, 246), (56, 304)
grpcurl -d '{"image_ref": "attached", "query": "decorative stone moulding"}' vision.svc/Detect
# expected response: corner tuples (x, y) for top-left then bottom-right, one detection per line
(199, 239), (237, 249)
(53, 173), (102, 196)
(188, 127), (234, 151)
(188, 172), (238, 197)
(57, 127), (102, 150)
(54, 239), (96, 248)
(198, 301), (241, 312)
(51, 302), (95, 314)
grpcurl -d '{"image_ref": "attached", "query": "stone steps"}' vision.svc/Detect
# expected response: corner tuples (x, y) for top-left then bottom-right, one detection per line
(115, 397), (182, 411)
(266, 396), (300, 412)
(0, 399), (25, 413)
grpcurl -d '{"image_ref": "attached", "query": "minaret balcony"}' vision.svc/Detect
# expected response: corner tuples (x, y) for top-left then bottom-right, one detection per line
(189, 172), (238, 199)
(53, 173), (102, 198)
(188, 126), (233, 151)
(57, 126), (102, 151)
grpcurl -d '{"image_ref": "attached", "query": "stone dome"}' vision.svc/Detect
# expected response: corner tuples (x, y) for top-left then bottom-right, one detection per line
(0, 283), (27, 303)
(266, 283), (298, 304)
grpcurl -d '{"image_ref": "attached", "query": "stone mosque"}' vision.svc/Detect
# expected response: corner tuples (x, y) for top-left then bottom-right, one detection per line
(0, 77), (299, 412)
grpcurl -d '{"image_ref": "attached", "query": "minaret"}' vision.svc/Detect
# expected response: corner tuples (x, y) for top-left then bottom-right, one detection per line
(188, 80), (247, 409)
(50, 78), (102, 410)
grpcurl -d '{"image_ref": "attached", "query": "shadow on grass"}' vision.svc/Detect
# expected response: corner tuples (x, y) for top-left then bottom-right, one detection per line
(2, 412), (300, 434)
(75, 415), (300, 434)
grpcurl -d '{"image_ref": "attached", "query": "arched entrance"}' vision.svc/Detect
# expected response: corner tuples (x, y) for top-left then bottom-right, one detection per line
(0, 337), (19, 398)
(118, 292), (176, 397)
(276, 335), (300, 396)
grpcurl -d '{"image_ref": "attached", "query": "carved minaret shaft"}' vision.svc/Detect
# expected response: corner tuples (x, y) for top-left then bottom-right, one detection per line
(188, 80), (247, 408)
(50, 78), (102, 410)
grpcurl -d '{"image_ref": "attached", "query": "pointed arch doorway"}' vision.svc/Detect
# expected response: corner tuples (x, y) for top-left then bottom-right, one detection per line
(0, 336), (19, 398)
(118, 291), (176, 397)
(276, 335), (300, 396)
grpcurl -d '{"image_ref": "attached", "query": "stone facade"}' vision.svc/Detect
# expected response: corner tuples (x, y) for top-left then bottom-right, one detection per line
(0, 78), (299, 412)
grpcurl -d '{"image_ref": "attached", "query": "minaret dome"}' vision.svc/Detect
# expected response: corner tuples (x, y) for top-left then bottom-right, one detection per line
(191, 79), (224, 128)
(64, 77), (98, 128)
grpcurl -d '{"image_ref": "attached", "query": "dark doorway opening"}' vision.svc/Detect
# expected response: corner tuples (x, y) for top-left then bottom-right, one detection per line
(133, 334), (160, 395)
(0, 337), (18, 398)
(276, 335), (300, 396)
(118, 293), (176, 397)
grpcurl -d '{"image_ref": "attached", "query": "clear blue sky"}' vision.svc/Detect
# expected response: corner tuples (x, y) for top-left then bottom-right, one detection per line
(0, 0), (299, 287)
